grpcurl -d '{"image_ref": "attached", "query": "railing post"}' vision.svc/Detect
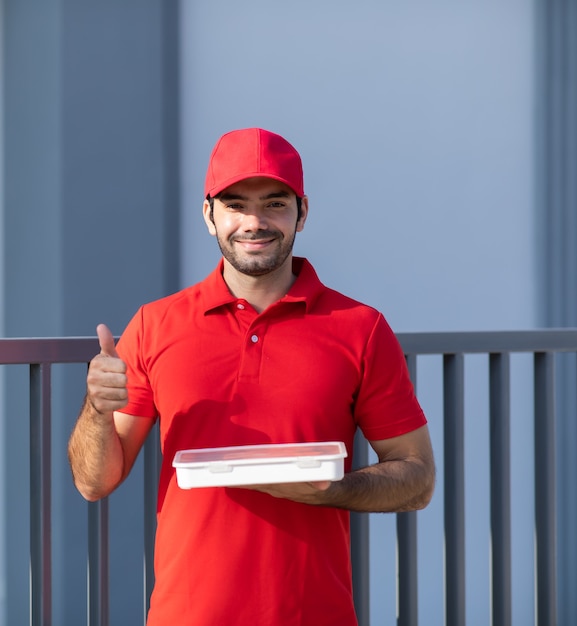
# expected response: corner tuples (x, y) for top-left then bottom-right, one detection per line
(443, 353), (465, 626)
(397, 511), (418, 626)
(143, 424), (161, 623)
(88, 499), (109, 626)
(30, 363), (52, 626)
(351, 430), (370, 626)
(534, 352), (557, 626)
(397, 353), (419, 626)
(489, 352), (512, 626)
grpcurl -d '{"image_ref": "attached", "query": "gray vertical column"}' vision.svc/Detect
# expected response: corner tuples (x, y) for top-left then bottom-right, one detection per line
(537, 1), (577, 623)
(3, 4), (63, 624)
(1, 2), (179, 624)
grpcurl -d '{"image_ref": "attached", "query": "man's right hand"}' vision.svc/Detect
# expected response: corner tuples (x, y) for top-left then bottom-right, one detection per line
(86, 324), (128, 414)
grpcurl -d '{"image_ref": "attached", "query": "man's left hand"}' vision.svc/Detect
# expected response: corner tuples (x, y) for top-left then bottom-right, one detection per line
(239, 480), (332, 504)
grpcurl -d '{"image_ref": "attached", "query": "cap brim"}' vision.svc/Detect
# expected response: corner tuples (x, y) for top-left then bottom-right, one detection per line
(207, 173), (303, 198)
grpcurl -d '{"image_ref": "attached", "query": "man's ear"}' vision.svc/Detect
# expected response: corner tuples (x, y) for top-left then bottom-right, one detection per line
(202, 199), (217, 236)
(296, 196), (309, 232)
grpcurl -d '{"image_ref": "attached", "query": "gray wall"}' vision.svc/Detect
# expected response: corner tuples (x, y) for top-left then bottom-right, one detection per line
(180, 0), (537, 334)
(1, 1), (178, 624)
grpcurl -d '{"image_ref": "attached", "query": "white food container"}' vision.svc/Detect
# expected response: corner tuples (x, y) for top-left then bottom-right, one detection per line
(172, 441), (347, 489)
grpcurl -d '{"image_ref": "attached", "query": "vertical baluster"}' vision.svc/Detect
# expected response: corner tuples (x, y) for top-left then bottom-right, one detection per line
(351, 429), (370, 626)
(443, 353), (465, 626)
(398, 353), (419, 626)
(143, 424), (161, 623)
(88, 498), (109, 626)
(489, 352), (512, 625)
(397, 512), (418, 626)
(30, 363), (52, 626)
(534, 352), (557, 626)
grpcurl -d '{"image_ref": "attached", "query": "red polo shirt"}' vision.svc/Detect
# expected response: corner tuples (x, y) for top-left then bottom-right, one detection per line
(117, 257), (426, 626)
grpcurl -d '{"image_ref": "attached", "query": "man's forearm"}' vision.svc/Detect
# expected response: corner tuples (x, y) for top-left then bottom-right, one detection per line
(246, 457), (435, 513)
(67, 396), (125, 501)
(320, 458), (436, 513)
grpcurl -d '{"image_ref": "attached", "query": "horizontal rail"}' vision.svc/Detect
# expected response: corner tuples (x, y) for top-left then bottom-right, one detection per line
(2, 329), (577, 365)
(397, 328), (577, 354)
(0, 337), (99, 364)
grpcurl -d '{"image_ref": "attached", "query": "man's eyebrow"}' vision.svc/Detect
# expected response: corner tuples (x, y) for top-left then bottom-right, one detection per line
(260, 191), (291, 200)
(217, 190), (292, 202)
(217, 193), (248, 202)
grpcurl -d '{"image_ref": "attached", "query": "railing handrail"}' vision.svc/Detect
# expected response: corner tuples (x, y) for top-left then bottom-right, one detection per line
(2, 328), (577, 366)
(0, 337), (98, 364)
(397, 328), (577, 354)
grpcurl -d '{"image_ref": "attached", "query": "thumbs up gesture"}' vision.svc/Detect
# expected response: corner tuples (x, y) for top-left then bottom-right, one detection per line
(86, 324), (128, 414)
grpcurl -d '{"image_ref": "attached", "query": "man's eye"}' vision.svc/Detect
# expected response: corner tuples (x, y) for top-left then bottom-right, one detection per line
(268, 202), (286, 208)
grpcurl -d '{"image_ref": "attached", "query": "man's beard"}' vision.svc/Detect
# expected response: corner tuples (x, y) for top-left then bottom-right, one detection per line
(215, 228), (296, 276)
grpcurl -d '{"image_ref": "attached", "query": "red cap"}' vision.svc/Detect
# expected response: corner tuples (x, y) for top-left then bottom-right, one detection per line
(204, 128), (304, 198)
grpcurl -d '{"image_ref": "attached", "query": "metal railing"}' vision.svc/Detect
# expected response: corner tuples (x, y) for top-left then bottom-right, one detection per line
(1, 329), (577, 626)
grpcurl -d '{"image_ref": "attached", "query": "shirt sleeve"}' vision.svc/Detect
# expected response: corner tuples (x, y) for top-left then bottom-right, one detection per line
(116, 306), (158, 419)
(354, 313), (426, 441)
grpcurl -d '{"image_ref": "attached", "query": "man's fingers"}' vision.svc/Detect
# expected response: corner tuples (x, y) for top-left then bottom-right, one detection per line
(87, 324), (127, 414)
(97, 324), (119, 358)
(308, 480), (331, 491)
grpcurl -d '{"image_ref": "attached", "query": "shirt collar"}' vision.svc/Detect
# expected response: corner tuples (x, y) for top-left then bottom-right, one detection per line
(200, 257), (324, 314)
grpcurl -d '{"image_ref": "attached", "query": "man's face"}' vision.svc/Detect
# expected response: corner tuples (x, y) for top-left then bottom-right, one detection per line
(203, 177), (308, 277)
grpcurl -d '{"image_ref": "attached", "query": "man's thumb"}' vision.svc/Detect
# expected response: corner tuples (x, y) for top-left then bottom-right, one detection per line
(97, 324), (119, 358)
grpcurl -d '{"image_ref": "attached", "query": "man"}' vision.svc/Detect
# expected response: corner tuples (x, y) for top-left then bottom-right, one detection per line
(68, 128), (435, 625)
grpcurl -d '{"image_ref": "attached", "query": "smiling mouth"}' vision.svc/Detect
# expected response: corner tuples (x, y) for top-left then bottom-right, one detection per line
(233, 237), (275, 249)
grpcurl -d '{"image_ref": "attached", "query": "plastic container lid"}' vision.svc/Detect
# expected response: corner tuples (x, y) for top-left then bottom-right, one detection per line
(172, 441), (347, 489)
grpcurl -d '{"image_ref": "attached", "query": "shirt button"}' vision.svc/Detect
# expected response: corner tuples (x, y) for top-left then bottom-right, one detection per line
(250, 334), (259, 343)
(237, 303), (245, 310)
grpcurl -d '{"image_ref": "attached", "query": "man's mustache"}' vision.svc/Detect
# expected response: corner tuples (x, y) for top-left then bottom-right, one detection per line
(231, 231), (280, 242)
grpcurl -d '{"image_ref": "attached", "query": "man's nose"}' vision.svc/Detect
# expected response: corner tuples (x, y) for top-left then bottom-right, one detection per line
(241, 210), (268, 231)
